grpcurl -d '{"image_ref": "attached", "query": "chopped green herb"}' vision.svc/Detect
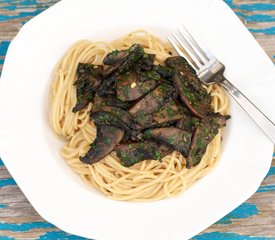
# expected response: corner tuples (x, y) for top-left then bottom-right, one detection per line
(166, 108), (176, 117)
(155, 150), (162, 161)
(145, 71), (161, 81)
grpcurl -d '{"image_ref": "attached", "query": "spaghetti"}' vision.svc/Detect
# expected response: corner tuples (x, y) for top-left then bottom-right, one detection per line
(50, 30), (229, 201)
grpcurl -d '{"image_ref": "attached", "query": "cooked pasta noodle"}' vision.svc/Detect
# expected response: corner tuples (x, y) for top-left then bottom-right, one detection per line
(50, 30), (229, 201)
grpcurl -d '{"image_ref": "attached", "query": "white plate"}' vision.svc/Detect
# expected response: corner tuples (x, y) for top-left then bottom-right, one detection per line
(0, 0), (274, 239)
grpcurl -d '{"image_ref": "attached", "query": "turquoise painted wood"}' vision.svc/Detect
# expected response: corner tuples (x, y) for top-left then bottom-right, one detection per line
(0, 0), (274, 239)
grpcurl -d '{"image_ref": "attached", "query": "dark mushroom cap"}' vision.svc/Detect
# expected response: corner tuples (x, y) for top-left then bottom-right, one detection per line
(80, 125), (124, 164)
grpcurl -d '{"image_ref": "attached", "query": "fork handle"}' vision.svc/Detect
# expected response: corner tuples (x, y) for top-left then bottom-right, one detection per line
(221, 79), (275, 144)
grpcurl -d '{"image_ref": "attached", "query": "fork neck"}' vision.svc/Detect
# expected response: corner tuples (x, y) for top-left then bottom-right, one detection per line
(199, 69), (225, 85)
(199, 61), (225, 85)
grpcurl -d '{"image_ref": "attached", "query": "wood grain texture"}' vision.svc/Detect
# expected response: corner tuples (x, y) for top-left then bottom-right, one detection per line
(0, 0), (274, 239)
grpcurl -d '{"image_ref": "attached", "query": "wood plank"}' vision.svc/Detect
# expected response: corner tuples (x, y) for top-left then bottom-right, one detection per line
(0, 0), (274, 239)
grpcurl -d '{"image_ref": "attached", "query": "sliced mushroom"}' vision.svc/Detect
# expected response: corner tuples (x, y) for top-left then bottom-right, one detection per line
(116, 140), (171, 167)
(116, 70), (157, 102)
(72, 91), (93, 113)
(73, 63), (102, 112)
(103, 50), (128, 65)
(80, 125), (124, 164)
(144, 127), (192, 157)
(103, 44), (144, 79)
(186, 113), (230, 168)
(166, 56), (211, 118)
(186, 126), (218, 168)
(129, 83), (175, 126)
(98, 44), (144, 96)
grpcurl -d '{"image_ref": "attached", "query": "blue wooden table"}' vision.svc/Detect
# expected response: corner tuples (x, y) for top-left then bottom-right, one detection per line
(0, 1), (274, 239)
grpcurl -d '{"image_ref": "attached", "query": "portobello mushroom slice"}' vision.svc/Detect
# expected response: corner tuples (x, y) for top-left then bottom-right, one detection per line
(116, 70), (157, 102)
(186, 126), (218, 168)
(144, 127), (192, 157)
(98, 44), (144, 96)
(166, 56), (211, 118)
(186, 113), (230, 168)
(103, 44), (144, 79)
(72, 90), (94, 113)
(116, 140), (171, 167)
(103, 50), (128, 65)
(72, 63), (102, 112)
(129, 83), (175, 126)
(80, 125), (124, 164)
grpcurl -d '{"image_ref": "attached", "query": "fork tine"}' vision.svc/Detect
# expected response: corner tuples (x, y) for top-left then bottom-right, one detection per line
(167, 36), (196, 70)
(180, 25), (215, 61)
(178, 27), (207, 65)
(172, 32), (203, 69)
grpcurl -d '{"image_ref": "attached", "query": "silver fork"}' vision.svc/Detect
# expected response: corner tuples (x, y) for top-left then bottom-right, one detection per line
(168, 26), (275, 144)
